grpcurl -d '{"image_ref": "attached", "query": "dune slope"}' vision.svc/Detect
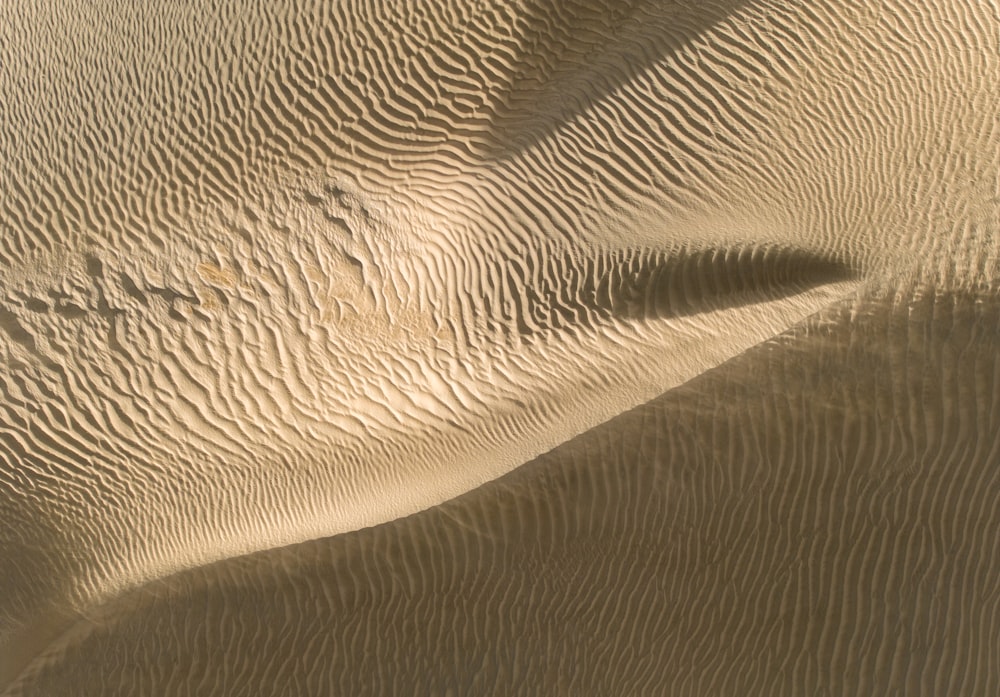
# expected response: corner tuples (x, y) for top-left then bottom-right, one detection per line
(1, 0), (999, 693)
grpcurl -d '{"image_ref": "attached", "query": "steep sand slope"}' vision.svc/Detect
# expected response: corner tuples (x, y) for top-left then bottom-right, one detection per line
(1, 0), (999, 693)
(7, 289), (1000, 696)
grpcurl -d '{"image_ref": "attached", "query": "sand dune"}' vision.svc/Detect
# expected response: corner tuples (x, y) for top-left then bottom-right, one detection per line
(1, 0), (998, 694)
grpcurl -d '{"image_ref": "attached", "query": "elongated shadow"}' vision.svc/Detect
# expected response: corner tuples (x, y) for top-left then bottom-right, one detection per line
(480, 0), (754, 158)
(485, 245), (856, 338)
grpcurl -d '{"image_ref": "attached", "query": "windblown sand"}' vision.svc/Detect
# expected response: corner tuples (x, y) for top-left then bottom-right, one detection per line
(1, 0), (998, 694)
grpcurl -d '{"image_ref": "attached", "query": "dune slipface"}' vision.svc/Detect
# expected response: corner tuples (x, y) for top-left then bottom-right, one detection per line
(0, 0), (997, 695)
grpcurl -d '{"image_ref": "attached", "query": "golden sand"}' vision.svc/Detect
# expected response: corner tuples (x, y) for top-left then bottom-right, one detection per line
(1, 0), (998, 693)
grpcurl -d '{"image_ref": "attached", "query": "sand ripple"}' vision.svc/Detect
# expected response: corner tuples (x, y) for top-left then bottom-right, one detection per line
(1, 0), (998, 693)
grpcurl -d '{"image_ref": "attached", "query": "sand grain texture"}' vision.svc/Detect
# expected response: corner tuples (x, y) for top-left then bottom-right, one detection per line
(1, 0), (999, 694)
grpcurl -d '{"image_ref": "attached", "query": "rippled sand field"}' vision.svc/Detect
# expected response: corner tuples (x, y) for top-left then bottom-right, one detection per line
(1, 0), (998, 694)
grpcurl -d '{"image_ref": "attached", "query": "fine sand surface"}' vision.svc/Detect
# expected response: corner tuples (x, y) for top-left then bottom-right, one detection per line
(1, 0), (998, 694)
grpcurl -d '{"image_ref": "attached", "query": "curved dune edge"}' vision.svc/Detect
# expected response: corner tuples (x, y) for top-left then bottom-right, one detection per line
(5, 288), (1000, 695)
(0, 247), (859, 673)
(0, 273), (860, 688)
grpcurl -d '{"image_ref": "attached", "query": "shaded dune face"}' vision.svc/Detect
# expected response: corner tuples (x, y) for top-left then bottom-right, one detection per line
(10, 292), (1000, 696)
(0, 0), (998, 694)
